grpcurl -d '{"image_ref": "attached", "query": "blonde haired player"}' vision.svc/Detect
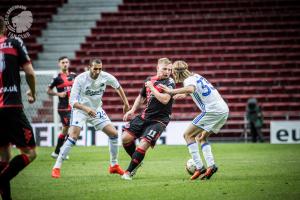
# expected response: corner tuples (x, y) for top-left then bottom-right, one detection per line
(121, 58), (175, 180)
(160, 60), (229, 180)
(51, 59), (130, 178)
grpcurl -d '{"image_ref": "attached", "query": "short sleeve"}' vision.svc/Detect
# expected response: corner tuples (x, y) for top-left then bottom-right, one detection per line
(106, 73), (120, 89)
(167, 78), (175, 89)
(48, 77), (58, 89)
(14, 37), (31, 66)
(139, 77), (150, 97)
(183, 76), (197, 88)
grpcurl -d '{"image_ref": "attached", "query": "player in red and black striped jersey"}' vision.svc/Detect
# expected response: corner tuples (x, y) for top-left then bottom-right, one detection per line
(121, 58), (175, 180)
(0, 18), (37, 199)
(47, 56), (76, 159)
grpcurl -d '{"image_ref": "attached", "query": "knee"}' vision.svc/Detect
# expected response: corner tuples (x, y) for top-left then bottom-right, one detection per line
(27, 149), (37, 162)
(183, 132), (194, 142)
(122, 132), (133, 144)
(196, 134), (207, 144)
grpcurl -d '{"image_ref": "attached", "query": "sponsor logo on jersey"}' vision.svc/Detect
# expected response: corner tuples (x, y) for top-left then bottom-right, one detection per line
(0, 85), (18, 93)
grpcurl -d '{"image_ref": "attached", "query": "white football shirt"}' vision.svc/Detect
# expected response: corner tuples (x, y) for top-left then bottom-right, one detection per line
(69, 71), (120, 111)
(184, 74), (229, 113)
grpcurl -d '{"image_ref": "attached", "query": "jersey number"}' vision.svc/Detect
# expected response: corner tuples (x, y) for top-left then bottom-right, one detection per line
(148, 130), (157, 138)
(196, 77), (215, 96)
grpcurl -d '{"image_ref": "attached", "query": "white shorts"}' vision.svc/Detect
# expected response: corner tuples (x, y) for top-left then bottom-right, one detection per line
(192, 112), (228, 134)
(70, 107), (112, 131)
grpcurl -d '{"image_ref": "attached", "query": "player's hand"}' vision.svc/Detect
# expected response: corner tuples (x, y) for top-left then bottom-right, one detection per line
(173, 94), (187, 100)
(123, 110), (134, 121)
(159, 84), (172, 94)
(26, 90), (36, 104)
(145, 81), (154, 89)
(57, 92), (67, 98)
(123, 104), (130, 114)
(86, 107), (97, 118)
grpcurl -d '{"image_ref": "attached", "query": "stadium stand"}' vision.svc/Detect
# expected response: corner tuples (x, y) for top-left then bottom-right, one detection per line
(70, 0), (300, 140)
(2, 0), (300, 141)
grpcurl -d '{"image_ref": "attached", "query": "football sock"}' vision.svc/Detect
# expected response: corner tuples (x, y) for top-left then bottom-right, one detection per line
(187, 142), (204, 170)
(109, 136), (119, 166)
(0, 181), (11, 200)
(127, 148), (145, 173)
(201, 142), (215, 167)
(54, 133), (66, 154)
(53, 137), (76, 169)
(123, 140), (136, 157)
(0, 154), (30, 182)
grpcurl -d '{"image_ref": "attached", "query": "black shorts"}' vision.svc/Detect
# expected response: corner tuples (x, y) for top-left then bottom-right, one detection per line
(0, 108), (36, 149)
(58, 110), (71, 127)
(123, 115), (166, 147)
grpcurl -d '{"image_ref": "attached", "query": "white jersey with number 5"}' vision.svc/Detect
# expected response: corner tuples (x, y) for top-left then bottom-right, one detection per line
(69, 71), (120, 111)
(184, 74), (229, 113)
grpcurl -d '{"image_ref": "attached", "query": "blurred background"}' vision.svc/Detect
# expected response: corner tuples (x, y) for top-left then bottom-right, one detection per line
(1, 0), (300, 143)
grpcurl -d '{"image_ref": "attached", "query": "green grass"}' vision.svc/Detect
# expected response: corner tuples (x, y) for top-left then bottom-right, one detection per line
(11, 144), (300, 200)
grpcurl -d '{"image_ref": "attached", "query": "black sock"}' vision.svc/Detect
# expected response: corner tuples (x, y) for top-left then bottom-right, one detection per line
(123, 141), (136, 157)
(0, 155), (28, 200)
(55, 133), (66, 154)
(0, 154), (30, 182)
(127, 148), (145, 173)
(0, 181), (11, 200)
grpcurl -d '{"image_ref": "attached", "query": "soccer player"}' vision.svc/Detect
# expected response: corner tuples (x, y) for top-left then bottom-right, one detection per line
(47, 56), (76, 159)
(0, 17), (37, 199)
(160, 60), (229, 180)
(51, 58), (130, 178)
(121, 58), (175, 180)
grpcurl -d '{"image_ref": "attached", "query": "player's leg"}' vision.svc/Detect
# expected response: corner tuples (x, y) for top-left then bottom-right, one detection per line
(184, 116), (206, 180)
(0, 146), (11, 200)
(196, 112), (228, 179)
(122, 116), (143, 158)
(52, 111), (70, 158)
(101, 124), (124, 175)
(196, 131), (218, 179)
(122, 131), (136, 157)
(122, 122), (163, 180)
(0, 109), (37, 199)
(52, 125), (80, 178)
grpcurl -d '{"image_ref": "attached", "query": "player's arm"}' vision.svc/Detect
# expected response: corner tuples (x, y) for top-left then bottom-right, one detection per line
(145, 81), (171, 105)
(69, 77), (96, 117)
(123, 94), (145, 121)
(17, 37), (36, 103)
(115, 86), (130, 113)
(47, 87), (67, 98)
(160, 84), (195, 95)
(23, 62), (36, 103)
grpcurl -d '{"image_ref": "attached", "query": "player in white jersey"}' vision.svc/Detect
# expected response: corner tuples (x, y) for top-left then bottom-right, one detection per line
(51, 59), (130, 178)
(160, 60), (229, 180)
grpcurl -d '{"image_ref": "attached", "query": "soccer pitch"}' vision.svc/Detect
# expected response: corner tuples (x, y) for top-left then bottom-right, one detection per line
(11, 144), (300, 200)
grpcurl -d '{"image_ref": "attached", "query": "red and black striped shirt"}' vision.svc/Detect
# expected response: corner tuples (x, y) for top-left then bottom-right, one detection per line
(140, 75), (175, 125)
(48, 72), (76, 111)
(0, 36), (31, 108)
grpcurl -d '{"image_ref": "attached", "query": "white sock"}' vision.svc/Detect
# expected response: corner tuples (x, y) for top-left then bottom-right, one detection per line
(109, 136), (119, 166)
(53, 137), (76, 169)
(187, 142), (204, 170)
(201, 142), (215, 167)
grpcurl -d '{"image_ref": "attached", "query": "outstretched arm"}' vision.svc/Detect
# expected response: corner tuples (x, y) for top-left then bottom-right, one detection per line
(123, 94), (145, 121)
(160, 84), (195, 95)
(23, 62), (36, 104)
